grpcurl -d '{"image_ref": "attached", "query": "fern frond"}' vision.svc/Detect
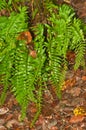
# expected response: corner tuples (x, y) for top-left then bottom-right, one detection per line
(0, 0), (7, 10)
(11, 40), (36, 119)
(30, 24), (46, 125)
(69, 18), (85, 69)
(74, 41), (86, 70)
(0, 6), (28, 107)
(59, 4), (75, 23)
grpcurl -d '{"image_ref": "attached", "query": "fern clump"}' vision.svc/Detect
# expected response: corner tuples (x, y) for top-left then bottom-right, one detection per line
(0, 1), (86, 127)
(34, 3), (86, 98)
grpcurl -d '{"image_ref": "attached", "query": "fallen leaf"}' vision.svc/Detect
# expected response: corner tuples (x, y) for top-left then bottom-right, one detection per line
(70, 87), (81, 96)
(48, 119), (57, 129)
(0, 119), (5, 125)
(72, 127), (83, 130)
(0, 107), (9, 115)
(82, 76), (86, 81)
(5, 114), (13, 121)
(0, 125), (7, 130)
(17, 31), (32, 44)
(66, 51), (75, 63)
(69, 115), (85, 123)
(64, 0), (70, 4)
(50, 126), (58, 130)
(62, 77), (76, 90)
(6, 119), (19, 129)
(29, 50), (37, 58)
(73, 106), (86, 116)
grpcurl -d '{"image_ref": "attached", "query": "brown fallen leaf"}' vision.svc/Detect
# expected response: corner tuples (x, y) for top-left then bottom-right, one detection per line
(69, 115), (85, 123)
(70, 87), (81, 97)
(82, 76), (86, 81)
(0, 125), (7, 130)
(6, 119), (19, 129)
(50, 126), (58, 130)
(62, 77), (76, 90)
(5, 113), (13, 121)
(29, 50), (37, 58)
(17, 31), (32, 44)
(72, 127), (83, 130)
(66, 50), (75, 63)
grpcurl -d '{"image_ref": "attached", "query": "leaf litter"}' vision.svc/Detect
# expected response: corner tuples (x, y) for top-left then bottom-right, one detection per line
(0, 64), (86, 130)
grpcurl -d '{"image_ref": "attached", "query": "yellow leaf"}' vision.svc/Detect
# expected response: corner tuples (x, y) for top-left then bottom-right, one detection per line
(73, 106), (86, 116)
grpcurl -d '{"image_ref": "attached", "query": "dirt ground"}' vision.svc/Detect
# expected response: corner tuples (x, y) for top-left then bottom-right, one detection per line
(0, 0), (86, 130)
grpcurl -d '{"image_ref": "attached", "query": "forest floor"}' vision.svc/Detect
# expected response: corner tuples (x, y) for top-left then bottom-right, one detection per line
(0, 0), (86, 130)
(0, 65), (86, 130)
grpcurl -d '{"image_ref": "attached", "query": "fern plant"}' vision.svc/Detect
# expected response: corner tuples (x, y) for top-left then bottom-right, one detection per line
(0, 6), (31, 116)
(33, 3), (86, 99)
(0, 1), (86, 127)
(44, 3), (86, 98)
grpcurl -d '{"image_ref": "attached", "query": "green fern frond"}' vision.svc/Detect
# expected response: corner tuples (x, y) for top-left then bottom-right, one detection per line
(69, 18), (85, 69)
(59, 4), (75, 23)
(11, 40), (36, 119)
(45, 3), (86, 98)
(0, 0), (8, 10)
(74, 41), (86, 70)
(0, 7), (28, 39)
(0, 6), (28, 106)
(30, 24), (47, 125)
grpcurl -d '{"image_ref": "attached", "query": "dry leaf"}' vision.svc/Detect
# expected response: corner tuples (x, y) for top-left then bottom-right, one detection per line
(64, 0), (70, 4)
(0, 107), (9, 115)
(72, 127), (83, 130)
(5, 114), (13, 121)
(0, 119), (5, 125)
(29, 50), (37, 58)
(69, 115), (85, 123)
(62, 77), (76, 90)
(50, 126), (58, 130)
(70, 87), (81, 96)
(17, 31), (32, 44)
(82, 76), (86, 81)
(6, 119), (19, 129)
(66, 51), (75, 63)
(73, 106), (86, 116)
(0, 125), (7, 130)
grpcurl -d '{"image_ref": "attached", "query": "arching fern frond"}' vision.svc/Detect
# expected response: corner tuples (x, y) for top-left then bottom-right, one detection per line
(0, 6), (28, 106)
(69, 18), (85, 69)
